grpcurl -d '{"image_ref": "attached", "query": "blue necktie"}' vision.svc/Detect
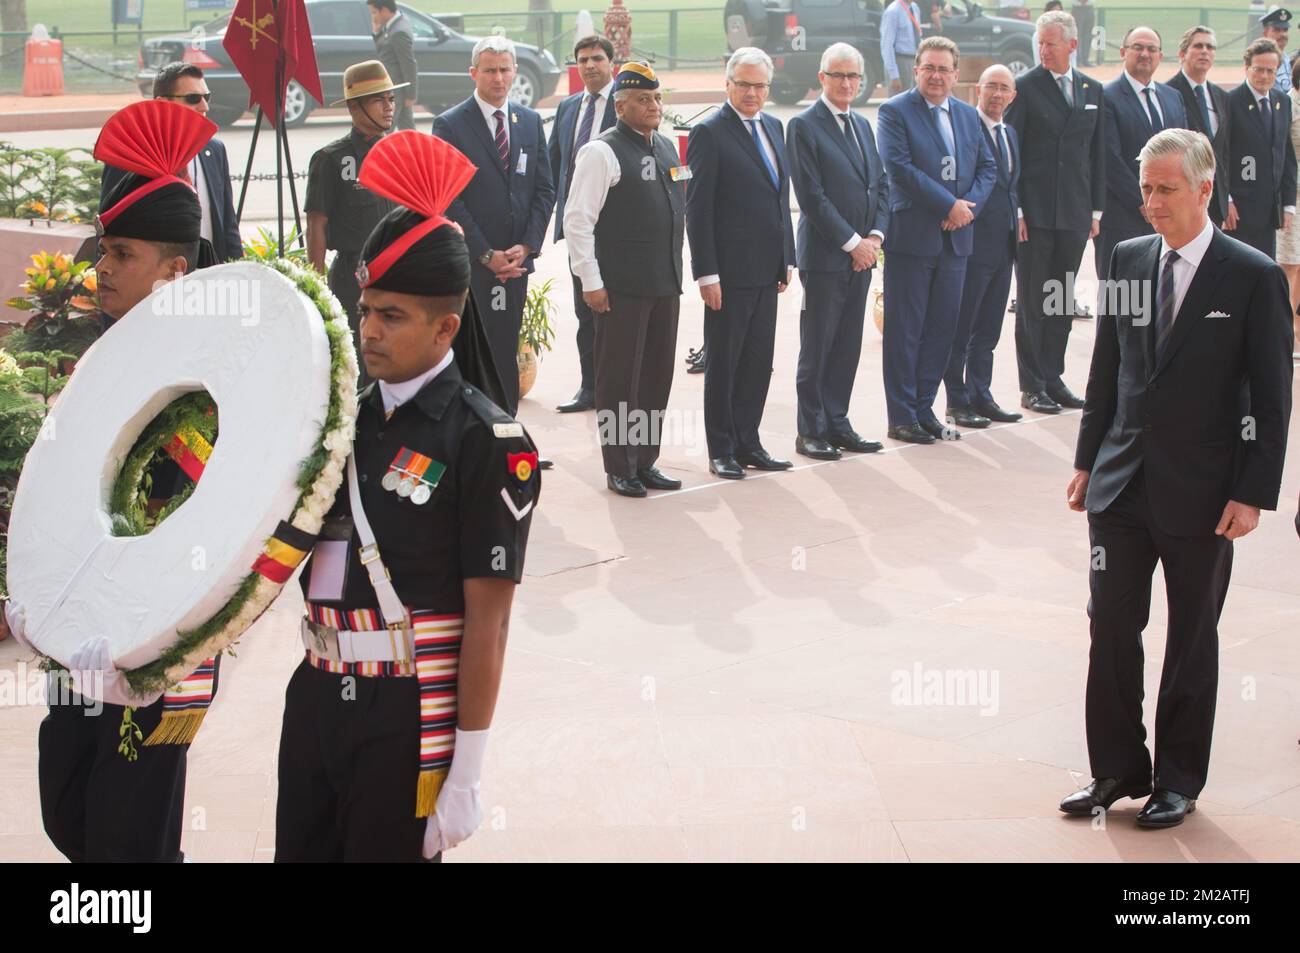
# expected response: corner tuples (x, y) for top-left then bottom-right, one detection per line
(1259, 96), (1274, 145)
(840, 112), (865, 172)
(1142, 87), (1163, 132)
(1193, 84), (1212, 135)
(748, 118), (779, 188)
(570, 93), (597, 177)
(931, 104), (955, 158)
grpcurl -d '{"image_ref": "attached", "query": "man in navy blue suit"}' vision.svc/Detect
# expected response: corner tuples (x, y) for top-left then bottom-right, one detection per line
(547, 34), (617, 415)
(101, 63), (242, 263)
(1096, 27), (1188, 281)
(943, 64), (1023, 428)
(686, 47), (798, 480)
(786, 43), (889, 461)
(875, 36), (997, 444)
(433, 36), (556, 418)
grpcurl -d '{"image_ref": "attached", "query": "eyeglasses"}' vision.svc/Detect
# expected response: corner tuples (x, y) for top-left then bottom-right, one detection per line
(1248, 65), (1279, 75)
(730, 80), (770, 91)
(916, 65), (957, 75)
(161, 92), (212, 105)
(824, 71), (862, 82)
(1125, 44), (1161, 54)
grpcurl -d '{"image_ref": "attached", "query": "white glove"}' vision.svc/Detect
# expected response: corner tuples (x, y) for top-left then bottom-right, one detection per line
(2, 600), (32, 652)
(422, 727), (489, 858)
(68, 636), (164, 708)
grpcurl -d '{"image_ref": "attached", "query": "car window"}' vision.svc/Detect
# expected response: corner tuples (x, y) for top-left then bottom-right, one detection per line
(306, 1), (370, 36)
(400, 6), (439, 38)
(800, 0), (846, 7)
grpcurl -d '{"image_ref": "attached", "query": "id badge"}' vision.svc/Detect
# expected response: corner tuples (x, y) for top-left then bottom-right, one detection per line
(516, 151), (528, 175)
(669, 165), (692, 181)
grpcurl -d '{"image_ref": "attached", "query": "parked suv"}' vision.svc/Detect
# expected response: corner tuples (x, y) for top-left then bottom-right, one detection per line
(137, 0), (563, 127)
(724, 0), (1036, 104)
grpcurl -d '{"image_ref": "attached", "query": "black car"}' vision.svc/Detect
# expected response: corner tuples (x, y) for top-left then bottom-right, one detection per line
(724, 0), (1036, 104)
(137, 0), (563, 127)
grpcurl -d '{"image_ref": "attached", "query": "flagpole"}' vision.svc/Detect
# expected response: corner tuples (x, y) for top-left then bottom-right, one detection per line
(278, 109), (304, 249)
(234, 106), (264, 224)
(274, 0), (284, 259)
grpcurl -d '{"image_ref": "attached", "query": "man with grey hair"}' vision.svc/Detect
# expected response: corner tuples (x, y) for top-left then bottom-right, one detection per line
(1007, 10), (1105, 417)
(686, 46), (797, 479)
(1166, 26), (1231, 227)
(786, 41), (888, 459)
(1062, 127), (1292, 828)
(433, 34), (556, 427)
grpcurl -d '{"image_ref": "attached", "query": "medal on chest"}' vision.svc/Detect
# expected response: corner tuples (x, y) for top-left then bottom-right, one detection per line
(380, 447), (446, 505)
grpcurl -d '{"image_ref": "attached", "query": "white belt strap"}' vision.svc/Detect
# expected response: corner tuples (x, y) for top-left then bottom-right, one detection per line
(346, 452), (409, 628)
(301, 618), (415, 663)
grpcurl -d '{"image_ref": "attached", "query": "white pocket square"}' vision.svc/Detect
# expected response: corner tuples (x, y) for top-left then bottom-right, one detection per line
(1204, 310), (1230, 319)
(1084, 103), (1098, 110)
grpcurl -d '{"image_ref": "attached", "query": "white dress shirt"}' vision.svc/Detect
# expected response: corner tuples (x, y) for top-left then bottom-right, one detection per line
(1123, 70), (1166, 128)
(699, 102), (781, 287)
(1180, 70), (1218, 137)
(189, 154), (213, 245)
(1157, 217), (1214, 325)
(379, 348), (455, 415)
(574, 79), (615, 146)
(819, 94), (885, 252)
(562, 135), (625, 292)
(474, 90), (510, 150)
(977, 108), (1013, 176)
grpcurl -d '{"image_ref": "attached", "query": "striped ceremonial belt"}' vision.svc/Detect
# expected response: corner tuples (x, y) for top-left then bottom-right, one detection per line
(304, 602), (464, 816)
(144, 656), (218, 746)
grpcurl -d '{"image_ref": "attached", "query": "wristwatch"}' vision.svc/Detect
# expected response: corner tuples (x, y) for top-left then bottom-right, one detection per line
(478, 251), (494, 267)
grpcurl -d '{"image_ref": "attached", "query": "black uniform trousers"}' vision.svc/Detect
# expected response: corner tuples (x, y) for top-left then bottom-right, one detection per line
(796, 268), (871, 439)
(328, 251), (369, 386)
(1085, 472), (1233, 799)
(944, 253), (1013, 409)
(594, 290), (680, 477)
(570, 270), (596, 395)
(275, 660), (437, 862)
(470, 262), (528, 415)
(1015, 225), (1089, 394)
(703, 284), (777, 458)
(39, 689), (188, 863)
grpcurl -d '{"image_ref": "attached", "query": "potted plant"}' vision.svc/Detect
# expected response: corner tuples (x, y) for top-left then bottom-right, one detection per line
(517, 277), (556, 399)
(5, 251), (100, 362)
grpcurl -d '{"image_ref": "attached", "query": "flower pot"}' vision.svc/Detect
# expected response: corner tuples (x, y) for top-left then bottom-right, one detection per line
(517, 344), (538, 399)
(872, 289), (884, 335)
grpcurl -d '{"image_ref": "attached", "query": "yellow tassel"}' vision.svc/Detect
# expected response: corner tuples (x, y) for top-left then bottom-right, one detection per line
(415, 768), (448, 817)
(143, 710), (207, 747)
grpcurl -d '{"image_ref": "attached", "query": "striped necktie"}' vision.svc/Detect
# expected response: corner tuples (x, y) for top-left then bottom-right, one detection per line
(1193, 84), (1213, 135)
(1154, 249), (1179, 363)
(493, 108), (509, 173)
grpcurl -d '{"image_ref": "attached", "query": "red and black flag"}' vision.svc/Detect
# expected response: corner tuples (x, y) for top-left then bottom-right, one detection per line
(222, 0), (323, 127)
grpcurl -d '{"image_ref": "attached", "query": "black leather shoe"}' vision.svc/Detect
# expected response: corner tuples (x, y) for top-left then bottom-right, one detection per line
(685, 346), (705, 367)
(556, 389), (594, 413)
(1021, 391), (1062, 414)
(606, 474), (647, 498)
(826, 430), (882, 453)
(795, 435), (841, 460)
(1047, 386), (1085, 409)
(1135, 789), (1197, 828)
(539, 458), (554, 470)
(887, 423), (936, 445)
(1059, 776), (1153, 816)
(709, 457), (745, 479)
(637, 466), (682, 490)
(972, 399), (1022, 423)
(945, 406), (991, 429)
(736, 448), (793, 470)
(918, 417), (961, 441)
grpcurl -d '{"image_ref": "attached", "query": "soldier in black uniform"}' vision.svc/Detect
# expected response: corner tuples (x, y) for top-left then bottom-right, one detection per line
(276, 131), (540, 863)
(306, 60), (401, 375)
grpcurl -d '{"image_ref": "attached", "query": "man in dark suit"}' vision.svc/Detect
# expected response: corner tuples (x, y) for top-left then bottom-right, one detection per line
(1062, 129), (1292, 828)
(547, 34), (617, 415)
(1097, 27), (1187, 280)
(368, 0), (418, 130)
(685, 47), (798, 479)
(943, 64), (1023, 427)
(1167, 27), (1231, 227)
(102, 62), (242, 263)
(875, 36), (997, 444)
(1225, 37), (1298, 259)
(1007, 10), (1105, 416)
(433, 35), (556, 418)
(786, 43), (889, 461)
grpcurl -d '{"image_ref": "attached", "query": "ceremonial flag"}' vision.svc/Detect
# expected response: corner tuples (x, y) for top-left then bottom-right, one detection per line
(222, 0), (323, 127)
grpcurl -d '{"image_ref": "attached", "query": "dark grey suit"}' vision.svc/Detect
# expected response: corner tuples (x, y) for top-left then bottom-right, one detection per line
(1165, 71), (1231, 226)
(374, 12), (418, 130)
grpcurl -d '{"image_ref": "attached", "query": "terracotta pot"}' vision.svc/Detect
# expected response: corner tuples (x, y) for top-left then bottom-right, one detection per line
(517, 344), (538, 399)
(872, 290), (884, 335)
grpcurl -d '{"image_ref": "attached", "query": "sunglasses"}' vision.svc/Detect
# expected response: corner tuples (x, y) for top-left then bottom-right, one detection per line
(161, 92), (212, 105)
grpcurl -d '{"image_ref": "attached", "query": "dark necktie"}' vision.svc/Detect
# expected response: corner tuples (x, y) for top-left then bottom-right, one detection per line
(994, 123), (1009, 179)
(1154, 249), (1180, 363)
(1259, 96), (1274, 145)
(493, 108), (509, 173)
(1193, 84), (1212, 135)
(575, 94), (597, 152)
(748, 118), (779, 188)
(1142, 87), (1163, 132)
(839, 112), (865, 170)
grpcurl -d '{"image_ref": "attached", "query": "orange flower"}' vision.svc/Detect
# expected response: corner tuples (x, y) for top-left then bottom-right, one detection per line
(69, 295), (96, 311)
(44, 278), (55, 290)
(81, 273), (97, 293)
